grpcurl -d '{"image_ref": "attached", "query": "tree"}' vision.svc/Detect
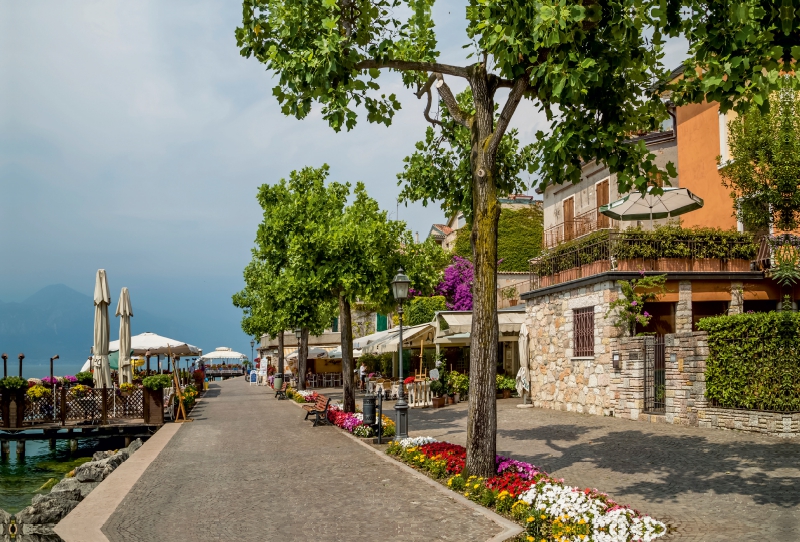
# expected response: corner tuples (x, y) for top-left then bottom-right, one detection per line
(237, 0), (673, 478)
(720, 85), (800, 232)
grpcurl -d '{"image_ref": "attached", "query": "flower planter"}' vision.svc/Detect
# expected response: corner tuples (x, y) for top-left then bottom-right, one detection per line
(692, 258), (721, 272)
(1, 390), (25, 428)
(502, 389), (512, 399)
(618, 259), (654, 272)
(446, 395), (456, 405)
(143, 388), (164, 425)
(580, 260), (608, 278)
(431, 396), (446, 408)
(559, 267), (580, 283)
(656, 258), (691, 272)
(507, 299), (518, 306)
(726, 258), (750, 271)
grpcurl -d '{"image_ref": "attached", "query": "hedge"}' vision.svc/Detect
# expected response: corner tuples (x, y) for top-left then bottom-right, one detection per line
(406, 296), (446, 326)
(696, 312), (800, 411)
(453, 206), (543, 272)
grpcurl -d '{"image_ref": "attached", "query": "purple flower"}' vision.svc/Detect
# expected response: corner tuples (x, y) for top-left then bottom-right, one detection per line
(631, 300), (638, 306)
(436, 256), (474, 311)
(639, 269), (646, 277)
(495, 456), (541, 480)
(64, 375), (77, 384)
(643, 311), (650, 317)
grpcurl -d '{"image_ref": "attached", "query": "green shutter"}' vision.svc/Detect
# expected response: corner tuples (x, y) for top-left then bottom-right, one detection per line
(376, 313), (388, 332)
(332, 317), (339, 332)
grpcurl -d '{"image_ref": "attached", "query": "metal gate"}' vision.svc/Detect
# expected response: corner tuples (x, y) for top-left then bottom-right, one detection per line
(644, 335), (666, 413)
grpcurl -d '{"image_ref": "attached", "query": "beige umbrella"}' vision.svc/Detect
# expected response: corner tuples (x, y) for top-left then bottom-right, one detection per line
(515, 324), (532, 407)
(116, 287), (133, 384)
(92, 269), (113, 388)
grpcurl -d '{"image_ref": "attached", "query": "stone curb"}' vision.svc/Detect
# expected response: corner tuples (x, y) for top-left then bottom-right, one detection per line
(50, 388), (212, 542)
(282, 391), (524, 542)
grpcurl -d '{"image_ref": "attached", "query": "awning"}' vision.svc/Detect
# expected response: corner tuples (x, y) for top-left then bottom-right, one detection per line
(352, 328), (394, 350)
(436, 309), (526, 337)
(362, 324), (436, 354)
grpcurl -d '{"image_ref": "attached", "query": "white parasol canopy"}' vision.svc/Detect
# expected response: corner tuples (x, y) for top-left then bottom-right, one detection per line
(92, 270), (113, 388)
(599, 186), (704, 227)
(327, 346), (361, 359)
(286, 346), (329, 360)
(515, 324), (530, 401)
(108, 332), (201, 357)
(198, 347), (247, 362)
(116, 287), (134, 384)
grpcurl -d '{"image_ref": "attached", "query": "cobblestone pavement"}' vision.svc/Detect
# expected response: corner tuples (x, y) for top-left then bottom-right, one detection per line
(408, 399), (800, 541)
(102, 380), (500, 542)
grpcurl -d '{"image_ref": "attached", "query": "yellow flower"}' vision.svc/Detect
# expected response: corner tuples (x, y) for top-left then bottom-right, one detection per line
(527, 537), (534, 542)
(473, 484), (480, 489)
(463, 493), (469, 497)
(527, 517), (534, 523)
(447, 479), (452, 487)
(540, 515), (546, 519)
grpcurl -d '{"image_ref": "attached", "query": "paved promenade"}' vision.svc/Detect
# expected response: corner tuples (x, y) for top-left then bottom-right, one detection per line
(102, 381), (500, 542)
(409, 399), (800, 541)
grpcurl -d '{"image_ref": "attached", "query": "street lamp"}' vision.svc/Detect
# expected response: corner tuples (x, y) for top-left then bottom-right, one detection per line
(391, 267), (411, 439)
(250, 339), (255, 365)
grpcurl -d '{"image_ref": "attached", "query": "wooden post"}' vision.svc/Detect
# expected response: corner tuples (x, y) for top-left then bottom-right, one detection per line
(171, 353), (191, 423)
(60, 387), (67, 426)
(101, 387), (108, 425)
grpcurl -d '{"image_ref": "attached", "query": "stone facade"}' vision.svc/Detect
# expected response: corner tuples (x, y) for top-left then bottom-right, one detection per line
(525, 279), (800, 438)
(525, 279), (620, 415)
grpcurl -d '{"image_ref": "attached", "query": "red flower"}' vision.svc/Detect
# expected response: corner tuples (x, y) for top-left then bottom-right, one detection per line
(485, 472), (536, 498)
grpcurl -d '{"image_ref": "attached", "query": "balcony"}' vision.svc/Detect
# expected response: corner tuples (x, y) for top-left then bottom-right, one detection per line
(543, 209), (619, 250)
(530, 228), (761, 290)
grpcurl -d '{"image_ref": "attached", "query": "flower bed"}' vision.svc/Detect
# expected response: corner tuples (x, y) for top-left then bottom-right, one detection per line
(326, 405), (395, 438)
(286, 388), (318, 403)
(387, 437), (666, 542)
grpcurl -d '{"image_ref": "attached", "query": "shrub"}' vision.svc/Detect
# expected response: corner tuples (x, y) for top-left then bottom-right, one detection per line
(0, 376), (27, 391)
(405, 295), (446, 326)
(142, 374), (172, 391)
(496, 374), (516, 391)
(75, 372), (94, 386)
(27, 385), (51, 401)
(697, 312), (800, 411)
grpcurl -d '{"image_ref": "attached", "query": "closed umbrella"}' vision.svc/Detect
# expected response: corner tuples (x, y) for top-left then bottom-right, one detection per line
(599, 186), (704, 228)
(116, 287), (133, 384)
(92, 270), (113, 389)
(515, 324), (531, 404)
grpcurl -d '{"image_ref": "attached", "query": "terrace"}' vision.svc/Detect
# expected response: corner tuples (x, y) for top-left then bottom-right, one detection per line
(529, 227), (766, 291)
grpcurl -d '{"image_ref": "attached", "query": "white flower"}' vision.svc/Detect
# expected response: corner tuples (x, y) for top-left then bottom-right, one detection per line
(396, 436), (437, 448)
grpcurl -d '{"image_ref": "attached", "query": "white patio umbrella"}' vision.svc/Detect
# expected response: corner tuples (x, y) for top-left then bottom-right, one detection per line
(198, 347), (247, 362)
(515, 324), (531, 405)
(108, 332), (201, 357)
(92, 270), (113, 389)
(116, 287), (134, 384)
(599, 186), (704, 228)
(285, 346), (329, 360)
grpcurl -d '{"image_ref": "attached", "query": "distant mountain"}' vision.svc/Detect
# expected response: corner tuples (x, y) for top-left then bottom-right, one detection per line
(0, 284), (189, 377)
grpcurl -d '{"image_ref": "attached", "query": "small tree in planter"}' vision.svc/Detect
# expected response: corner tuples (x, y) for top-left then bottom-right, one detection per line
(606, 273), (667, 336)
(501, 286), (519, 306)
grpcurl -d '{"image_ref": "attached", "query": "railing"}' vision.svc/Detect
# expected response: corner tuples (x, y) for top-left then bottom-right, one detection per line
(530, 231), (759, 290)
(497, 278), (532, 309)
(3, 386), (146, 428)
(543, 209), (619, 249)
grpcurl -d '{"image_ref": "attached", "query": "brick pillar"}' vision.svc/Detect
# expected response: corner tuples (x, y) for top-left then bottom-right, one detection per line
(676, 281), (693, 333)
(729, 281), (743, 315)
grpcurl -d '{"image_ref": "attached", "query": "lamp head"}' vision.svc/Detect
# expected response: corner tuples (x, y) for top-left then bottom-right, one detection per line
(391, 267), (411, 302)
(250, 339), (255, 348)
(18, 353), (24, 361)
(294, 328), (302, 340)
(51, 355), (59, 361)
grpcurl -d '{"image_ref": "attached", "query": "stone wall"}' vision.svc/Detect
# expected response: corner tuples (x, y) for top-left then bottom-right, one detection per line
(525, 280), (620, 415)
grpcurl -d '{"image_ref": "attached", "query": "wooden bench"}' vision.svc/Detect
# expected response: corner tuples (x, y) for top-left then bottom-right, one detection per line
(275, 382), (288, 400)
(302, 395), (331, 426)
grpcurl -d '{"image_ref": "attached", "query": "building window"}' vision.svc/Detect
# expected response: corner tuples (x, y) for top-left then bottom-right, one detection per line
(574, 307), (594, 357)
(331, 317), (339, 332)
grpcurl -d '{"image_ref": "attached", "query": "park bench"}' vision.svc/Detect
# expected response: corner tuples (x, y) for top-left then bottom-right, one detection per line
(275, 382), (288, 400)
(302, 394), (331, 427)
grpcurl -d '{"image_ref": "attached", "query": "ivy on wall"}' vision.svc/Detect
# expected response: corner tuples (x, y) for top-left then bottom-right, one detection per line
(697, 312), (800, 412)
(453, 206), (543, 272)
(406, 296), (447, 326)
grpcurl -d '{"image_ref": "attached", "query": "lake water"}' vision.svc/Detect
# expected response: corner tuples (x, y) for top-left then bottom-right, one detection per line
(0, 434), (128, 514)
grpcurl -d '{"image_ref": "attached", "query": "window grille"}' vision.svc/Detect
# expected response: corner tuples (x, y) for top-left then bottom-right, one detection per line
(574, 307), (594, 357)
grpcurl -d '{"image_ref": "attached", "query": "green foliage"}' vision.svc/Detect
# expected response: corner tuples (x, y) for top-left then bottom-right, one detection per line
(660, 7), (799, 116)
(495, 374), (516, 391)
(405, 296), (446, 326)
(771, 244), (800, 287)
(606, 274), (667, 337)
(398, 89), (536, 221)
(74, 372), (94, 387)
(447, 371), (469, 396)
(0, 376), (27, 391)
(358, 352), (393, 375)
(142, 374), (172, 391)
(452, 207), (544, 272)
(400, 237), (450, 298)
(697, 312), (800, 411)
(720, 86), (800, 232)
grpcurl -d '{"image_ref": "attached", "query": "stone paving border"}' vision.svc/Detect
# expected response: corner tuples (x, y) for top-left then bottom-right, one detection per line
(284, 397), (523, 542)
(54, 423), (183, 542)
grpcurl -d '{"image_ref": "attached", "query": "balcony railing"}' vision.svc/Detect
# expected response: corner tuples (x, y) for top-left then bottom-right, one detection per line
(530, 230), (760, 290)
(543, 209), (618, 250)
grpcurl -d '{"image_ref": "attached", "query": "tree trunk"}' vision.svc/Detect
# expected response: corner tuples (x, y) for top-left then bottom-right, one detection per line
(340, 295), (356, 412)
(298, 328), (309, 390)
(277, 331), (285, 376)
(465, 67), (500, 479)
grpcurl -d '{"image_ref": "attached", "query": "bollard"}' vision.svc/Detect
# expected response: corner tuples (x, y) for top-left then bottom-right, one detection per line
(16, 440), (25, 458)
(69, 439), (78, 453)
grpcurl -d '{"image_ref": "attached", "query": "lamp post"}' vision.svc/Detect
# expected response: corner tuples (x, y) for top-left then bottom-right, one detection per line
(50, 355), (59, 393)
(294, 328), (302, 385)
(391, 267), (411, 439)
(2, 353), (7, 378)
(250, 339), (255, 374)
(18, 353), (24, 378)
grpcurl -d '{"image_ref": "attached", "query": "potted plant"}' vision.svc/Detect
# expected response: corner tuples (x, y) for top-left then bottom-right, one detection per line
(142, 374), (172, 425)
(430, 379), (446, 408)
(496, 374), (516, 399)
(75, 371), (94, 387)
(0, 376), (28, 428)
(119, 382), (136, 397)
(447, 371), (469, 403)
(27, 384), (51, 403)
(501, 285), (519, 306)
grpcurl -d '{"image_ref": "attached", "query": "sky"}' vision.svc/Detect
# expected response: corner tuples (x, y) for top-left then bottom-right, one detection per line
(0, 1), (688, 359)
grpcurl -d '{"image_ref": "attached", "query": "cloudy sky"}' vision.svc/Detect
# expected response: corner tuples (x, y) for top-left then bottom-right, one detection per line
(0, 1), (687, 357)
